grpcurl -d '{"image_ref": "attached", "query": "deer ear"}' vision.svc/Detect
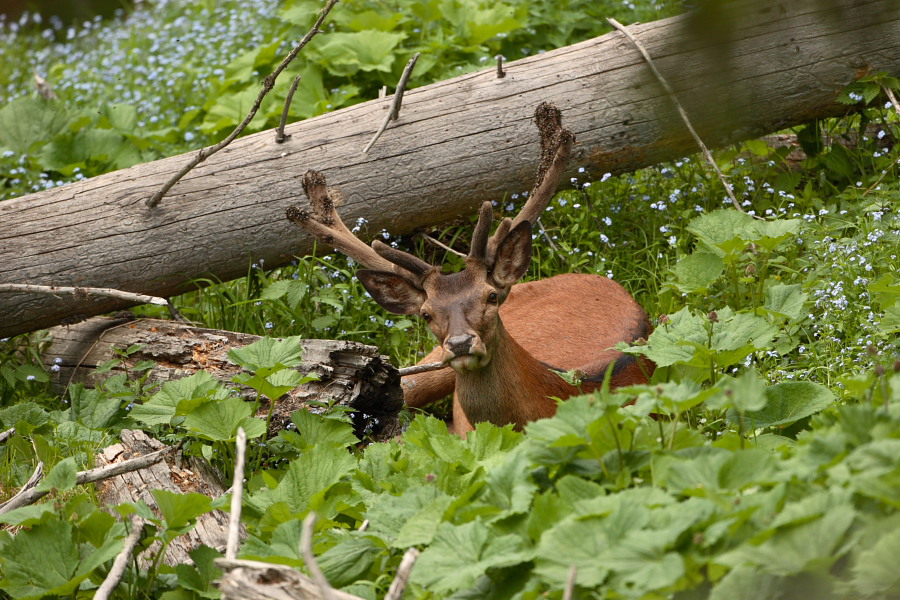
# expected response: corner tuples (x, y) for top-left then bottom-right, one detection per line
(357, 270), (426, 315)
(491, 220), (533, 288)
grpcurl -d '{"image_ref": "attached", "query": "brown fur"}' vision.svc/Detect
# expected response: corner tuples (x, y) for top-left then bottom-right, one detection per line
(402, 273), (654, 432)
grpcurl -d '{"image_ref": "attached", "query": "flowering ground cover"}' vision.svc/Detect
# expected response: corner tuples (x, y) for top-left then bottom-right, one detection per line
(1, 1), (900, 598)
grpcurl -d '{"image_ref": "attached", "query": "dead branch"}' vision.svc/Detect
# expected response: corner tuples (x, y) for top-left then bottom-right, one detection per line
(363, 53), (420, 153)
(301, 513), (335, 600)
(94, 515), (145, 600)
(276, 74), (304, 143)
(0, 427), (14, 444)
(0, 444), (174, 514)
(226, 428), (247, 560)
(384, 548), (420, 600)
(146, 0), (339, 207)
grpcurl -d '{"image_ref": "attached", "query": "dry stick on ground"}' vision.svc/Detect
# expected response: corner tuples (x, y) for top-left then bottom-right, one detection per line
(146, 0), (339, 208)
(384, 548), (420, 600)
(607, 17), (743, 213)
(363, 53), (420, 153)
(276, 74), (304, 143)
(562, 565), (577, 600)
(0, 283), (186, 322)
(225, 427), (247, 560)
(301, 513), (335, 600)
(0, 444), (176, 514)
(0, 427), (14, 444)
(94, 514), (145, 600)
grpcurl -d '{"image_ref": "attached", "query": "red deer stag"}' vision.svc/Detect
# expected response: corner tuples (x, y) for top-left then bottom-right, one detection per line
(286, 103), (653, 434)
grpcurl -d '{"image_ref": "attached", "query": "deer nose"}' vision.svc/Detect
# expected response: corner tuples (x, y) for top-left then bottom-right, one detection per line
(445, 334), (476, 357)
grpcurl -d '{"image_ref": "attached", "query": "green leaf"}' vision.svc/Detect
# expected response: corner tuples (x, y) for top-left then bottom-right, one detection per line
(69, 384), (121, 429)
(850, 514), (900, 595)
(0, 516), (120, 599)
(311, 31), (407, 76)
(317, 537), (380, 588)
(727, 381), (834, 429)
(182, 397), (266, 441)
(716, 503), (856, 576)
(0, 97), (72, 154)
(412, 520), (532, 593)
(290, 409), (358, 450)
(151, 490), (212, 531)
(36, 457), (77, 493)
(130, 370), (227, 426)
(228, 336), (305, 372)
(0, 402), (49, 430)
(174, 545), (223, 597)
(686, 209), (756, 257)
(763, 283), (808, 321)
(260, 280), (308, 309)
(669, 251), (725, 293)
(261, 443), (357, 515)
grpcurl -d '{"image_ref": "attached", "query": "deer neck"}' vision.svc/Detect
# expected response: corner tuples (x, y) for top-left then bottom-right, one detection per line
(453, 319), (577, 430)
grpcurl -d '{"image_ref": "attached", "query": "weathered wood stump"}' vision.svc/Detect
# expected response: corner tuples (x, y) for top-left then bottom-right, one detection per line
(45, 316), (404, 440)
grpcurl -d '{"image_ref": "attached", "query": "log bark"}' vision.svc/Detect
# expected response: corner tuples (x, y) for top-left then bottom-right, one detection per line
(2, 0), (899, 337)
(44, 316), (404, 440)
(94, 429), (237, 567)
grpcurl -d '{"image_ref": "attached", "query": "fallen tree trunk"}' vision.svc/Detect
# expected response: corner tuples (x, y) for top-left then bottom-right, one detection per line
(44, 316), (404, 440)
(1, 0), (899, 337)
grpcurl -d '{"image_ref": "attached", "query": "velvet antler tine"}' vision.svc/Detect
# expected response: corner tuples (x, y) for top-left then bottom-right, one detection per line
(468, 202), (494, 262)
(508, 103), (575, 231)
(372, 240), (434, 282)
(288, 170), (424, 279)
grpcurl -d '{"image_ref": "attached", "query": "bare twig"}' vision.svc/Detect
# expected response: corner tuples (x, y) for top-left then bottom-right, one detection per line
(385, 547), (420, 600)
(535, 217), (566, 264)
(397, 362), (445, 377)
(607, 18), (743, 213)
(884, 85), (900, 115)
(0, 283), (167, 306)
(301, 513), (334, 600)
(0, 444), (176, 514)
(147, 0), (339, 207)
(562, 565), (577, 600)
(419, 232), (466, 258)
(496, 55), (506, 79)
(363, 53), (420, 153)
(0, 427), (14, 444)
(226, 427), (247, 560)
(276, 74), (304, 143)
(94, 515), (145, 600)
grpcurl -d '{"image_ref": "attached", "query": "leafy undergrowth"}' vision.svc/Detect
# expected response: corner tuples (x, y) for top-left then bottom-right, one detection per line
(3, 0), (900, 598)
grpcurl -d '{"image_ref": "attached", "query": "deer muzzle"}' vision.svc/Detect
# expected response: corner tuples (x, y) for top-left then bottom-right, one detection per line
(443, 334), (488, 371)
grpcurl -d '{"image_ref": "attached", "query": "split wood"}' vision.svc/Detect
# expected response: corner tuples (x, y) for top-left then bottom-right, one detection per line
(363, 52), (420, 153)
(607, 17), (743, 213)
(146, 0), (339, 207)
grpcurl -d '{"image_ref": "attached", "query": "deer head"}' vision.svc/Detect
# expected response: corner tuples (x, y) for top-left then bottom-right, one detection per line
(286, 102), (574, 374)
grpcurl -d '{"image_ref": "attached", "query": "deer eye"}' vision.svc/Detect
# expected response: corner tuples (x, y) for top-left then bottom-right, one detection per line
(421, 310), (432, 322)
(486, 291), (499, 304)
